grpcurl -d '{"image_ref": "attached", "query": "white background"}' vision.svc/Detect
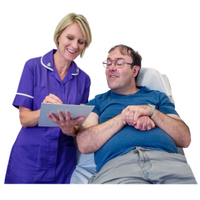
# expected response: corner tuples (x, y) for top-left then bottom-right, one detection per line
(0, 0), (199, 199)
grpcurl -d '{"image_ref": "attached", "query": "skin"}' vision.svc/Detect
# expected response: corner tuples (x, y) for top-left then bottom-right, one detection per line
(105, 49), (139, 95)
(19, 23), (86, 136)
(105, 49), (155, 130)
(53, 22), (86, 81)
(76, 47), (191, 154)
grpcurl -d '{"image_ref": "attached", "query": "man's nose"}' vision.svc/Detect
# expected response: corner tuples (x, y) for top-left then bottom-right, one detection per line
(109, 62), (117, 70)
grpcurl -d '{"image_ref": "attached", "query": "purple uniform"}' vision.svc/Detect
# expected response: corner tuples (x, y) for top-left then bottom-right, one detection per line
(5, 49), (91, 183)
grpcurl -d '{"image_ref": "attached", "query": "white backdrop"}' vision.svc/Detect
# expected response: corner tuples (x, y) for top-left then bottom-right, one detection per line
(0, 0), (199, 199)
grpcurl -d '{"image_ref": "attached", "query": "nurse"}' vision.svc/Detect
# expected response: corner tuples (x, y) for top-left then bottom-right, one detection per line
(5, 13), (92, 183)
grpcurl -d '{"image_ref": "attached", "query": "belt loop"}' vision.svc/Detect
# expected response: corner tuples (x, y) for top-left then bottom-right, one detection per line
(133, 147), (139, 154)
(134, 149), (138, 154)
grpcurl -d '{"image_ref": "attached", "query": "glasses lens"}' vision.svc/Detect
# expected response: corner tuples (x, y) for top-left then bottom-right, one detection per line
(103, 61), (108, 68)
(103, 59), (126, 68)
(103, 60), (112, 68)
(116, 59), (125, 68)
(106, 60), (112, 67)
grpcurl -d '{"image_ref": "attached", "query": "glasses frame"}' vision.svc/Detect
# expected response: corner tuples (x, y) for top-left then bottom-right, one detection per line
(102, 59), (134, 69)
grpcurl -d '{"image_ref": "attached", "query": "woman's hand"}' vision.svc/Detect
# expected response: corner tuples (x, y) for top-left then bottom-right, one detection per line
(43, 94), (63, 104)
(47, 111), (85, 136)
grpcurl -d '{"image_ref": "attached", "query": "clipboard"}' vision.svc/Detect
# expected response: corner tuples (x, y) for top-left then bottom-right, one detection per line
(38, 103), (94, 127)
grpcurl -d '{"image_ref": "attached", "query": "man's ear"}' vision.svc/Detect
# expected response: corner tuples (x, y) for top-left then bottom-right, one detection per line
(132, 65), (140, 78)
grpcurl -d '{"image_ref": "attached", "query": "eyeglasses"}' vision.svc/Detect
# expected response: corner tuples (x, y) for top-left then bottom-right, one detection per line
(103, 59), (133, 68)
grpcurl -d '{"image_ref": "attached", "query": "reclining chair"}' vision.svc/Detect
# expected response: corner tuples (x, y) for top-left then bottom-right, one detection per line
(70, 68), (184, 184)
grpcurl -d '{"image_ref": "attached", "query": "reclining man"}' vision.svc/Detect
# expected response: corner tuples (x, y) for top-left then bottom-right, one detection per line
(76, 44), (197, 184)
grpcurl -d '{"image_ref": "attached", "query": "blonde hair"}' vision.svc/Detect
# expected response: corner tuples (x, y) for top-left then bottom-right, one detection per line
(54, 13), (92, 57)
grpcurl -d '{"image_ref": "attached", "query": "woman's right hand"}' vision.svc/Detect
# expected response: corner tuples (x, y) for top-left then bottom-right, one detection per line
(43, 94), (63, 104)
(19, 94), (63, 128)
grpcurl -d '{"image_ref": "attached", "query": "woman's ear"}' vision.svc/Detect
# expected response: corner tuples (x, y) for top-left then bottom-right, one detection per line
(57, 36), (60, 44)
(132, 65), (140, 78)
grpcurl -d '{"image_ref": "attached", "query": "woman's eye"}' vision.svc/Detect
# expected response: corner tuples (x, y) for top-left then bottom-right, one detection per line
(78, 40), (85, 45)
(67, 36), (73, 40)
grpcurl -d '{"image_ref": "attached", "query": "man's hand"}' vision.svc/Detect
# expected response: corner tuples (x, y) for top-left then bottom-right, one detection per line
(121, 105), (155, 131)
(122, 105), (151, 123)
(133, 116), (155, 131)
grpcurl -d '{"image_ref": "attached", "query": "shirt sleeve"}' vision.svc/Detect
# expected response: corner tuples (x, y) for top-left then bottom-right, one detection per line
(80, 75), (91, 104)
(158, 92), (179, 116)
(13, 59), (34, 110)
(87, 97), (100, 116)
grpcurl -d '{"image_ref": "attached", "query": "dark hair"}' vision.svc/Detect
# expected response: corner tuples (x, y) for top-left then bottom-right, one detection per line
(108, 44), (142, 68)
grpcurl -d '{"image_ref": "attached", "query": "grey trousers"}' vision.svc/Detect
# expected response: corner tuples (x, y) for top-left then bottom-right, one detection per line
(88, 147), (197, 184)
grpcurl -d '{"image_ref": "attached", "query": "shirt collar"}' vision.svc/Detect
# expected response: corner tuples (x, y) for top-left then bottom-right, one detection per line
(40, 49), (79, 76)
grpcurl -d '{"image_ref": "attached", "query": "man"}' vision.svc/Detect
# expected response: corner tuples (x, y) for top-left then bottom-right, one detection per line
(76, 44), (196, 184)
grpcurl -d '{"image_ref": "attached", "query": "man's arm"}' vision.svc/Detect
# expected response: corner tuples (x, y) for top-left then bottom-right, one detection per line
(151, 110), (191, 148)
(121, 105), (191, 148)
(76, 112), (125, 154)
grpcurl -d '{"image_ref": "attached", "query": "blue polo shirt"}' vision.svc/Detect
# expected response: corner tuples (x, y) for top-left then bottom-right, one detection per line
(5, 49), (91, 183)
(87, 87), (179, 172)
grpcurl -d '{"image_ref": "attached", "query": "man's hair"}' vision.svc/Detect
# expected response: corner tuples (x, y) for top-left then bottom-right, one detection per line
(108, 45), (142, 81)
(108, 44), (142, 68)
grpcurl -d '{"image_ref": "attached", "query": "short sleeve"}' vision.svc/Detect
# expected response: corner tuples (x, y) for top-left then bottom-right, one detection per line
(80, 75), (91, 104)
(87, 97), (100, 116)
(158, 92), (179, 115)
(13, 59), (34, 109)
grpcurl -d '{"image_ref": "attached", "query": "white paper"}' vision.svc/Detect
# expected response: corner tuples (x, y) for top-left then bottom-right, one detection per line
(38, 103), (94, 127)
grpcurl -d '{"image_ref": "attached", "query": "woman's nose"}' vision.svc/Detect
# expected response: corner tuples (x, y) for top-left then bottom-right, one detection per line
(71, 40), (78, 49)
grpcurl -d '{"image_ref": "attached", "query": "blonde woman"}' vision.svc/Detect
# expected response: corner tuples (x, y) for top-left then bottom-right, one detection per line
(5, 13), (92, 183)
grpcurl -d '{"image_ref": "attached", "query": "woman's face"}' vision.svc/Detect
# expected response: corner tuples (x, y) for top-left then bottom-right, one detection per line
(57, 23), (86, 62)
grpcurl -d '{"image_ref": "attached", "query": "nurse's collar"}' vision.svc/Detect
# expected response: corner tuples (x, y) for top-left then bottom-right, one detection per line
(71, 68), (79, 76)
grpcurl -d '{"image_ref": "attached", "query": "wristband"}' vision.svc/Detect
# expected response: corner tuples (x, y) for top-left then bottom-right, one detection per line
(148, 104), (155, 117)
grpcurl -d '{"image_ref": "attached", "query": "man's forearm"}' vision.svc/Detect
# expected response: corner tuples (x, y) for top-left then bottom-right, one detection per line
(76, 114), (125, 154)
(151, 109), (191, 148)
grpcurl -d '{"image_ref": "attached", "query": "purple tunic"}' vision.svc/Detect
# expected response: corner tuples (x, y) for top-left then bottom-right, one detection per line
(5, 49), (91, 183)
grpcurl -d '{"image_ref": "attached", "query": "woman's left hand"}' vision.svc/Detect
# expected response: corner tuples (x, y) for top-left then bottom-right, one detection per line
(47, 110), (85, 136)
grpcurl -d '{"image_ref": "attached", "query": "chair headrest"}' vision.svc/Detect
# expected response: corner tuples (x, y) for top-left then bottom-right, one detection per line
(136, 68), (175, 104)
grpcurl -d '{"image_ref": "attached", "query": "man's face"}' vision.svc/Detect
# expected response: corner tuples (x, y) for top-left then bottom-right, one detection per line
(105, 48), (135, 95)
